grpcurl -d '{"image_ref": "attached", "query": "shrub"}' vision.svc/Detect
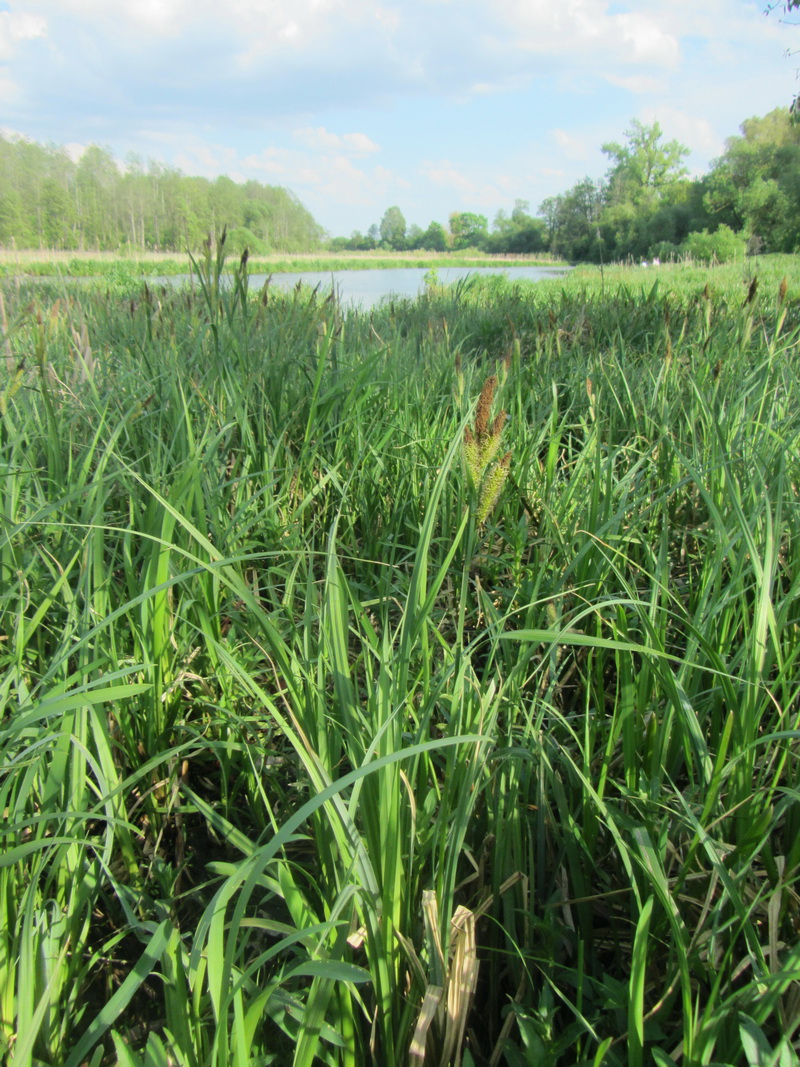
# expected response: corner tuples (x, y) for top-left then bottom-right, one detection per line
(681, 224), (743, 263)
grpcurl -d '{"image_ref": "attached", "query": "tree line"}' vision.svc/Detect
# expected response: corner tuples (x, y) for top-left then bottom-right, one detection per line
(336, 108), (800, 263)
(2, 106), (799, 262)
(0, 137), (325, 253)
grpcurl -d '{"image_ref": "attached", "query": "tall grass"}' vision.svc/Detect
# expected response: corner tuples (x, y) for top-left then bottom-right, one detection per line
(1, 254), (799, 1065)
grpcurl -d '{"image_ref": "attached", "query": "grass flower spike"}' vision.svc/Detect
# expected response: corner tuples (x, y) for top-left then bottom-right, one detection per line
(462, 373), (510, 524)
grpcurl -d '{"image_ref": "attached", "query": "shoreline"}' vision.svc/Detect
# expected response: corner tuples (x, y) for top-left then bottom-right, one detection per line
(0, 248), (567, 278)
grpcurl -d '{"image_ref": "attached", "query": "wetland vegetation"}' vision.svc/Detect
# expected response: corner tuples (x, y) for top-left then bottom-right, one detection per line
(1, 250), (800, 1065)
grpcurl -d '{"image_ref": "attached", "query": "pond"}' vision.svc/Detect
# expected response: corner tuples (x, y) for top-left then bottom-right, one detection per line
(163, 264), (573, 310)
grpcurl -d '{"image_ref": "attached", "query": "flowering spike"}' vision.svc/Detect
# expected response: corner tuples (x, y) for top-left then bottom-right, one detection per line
(476, 452), (511, 526)
(475, 375), (497, 440)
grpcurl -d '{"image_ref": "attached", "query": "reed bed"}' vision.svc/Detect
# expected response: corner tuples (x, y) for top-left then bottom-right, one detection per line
(1, 252), (800, 1066)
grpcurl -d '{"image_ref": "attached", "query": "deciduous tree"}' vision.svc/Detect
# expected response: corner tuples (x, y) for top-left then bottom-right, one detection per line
(379, 206), (406, 249)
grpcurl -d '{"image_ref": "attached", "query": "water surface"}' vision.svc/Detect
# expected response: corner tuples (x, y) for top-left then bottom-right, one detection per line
(162, 264), (572, 309)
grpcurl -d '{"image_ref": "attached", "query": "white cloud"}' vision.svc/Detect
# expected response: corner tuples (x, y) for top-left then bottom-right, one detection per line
(0, 68), (20, 100)
(343, 132), (380, 155)
(615, 12), (679, 66)
(422, 160), (477, 194)
(606, 74), (669, 94)
(292, 127), (380, 156)
(0, 10), (47, 60)
(493, 0), (680, 69)
(419, 158), (511, 209)
(553, 128), (591, 161)
(157, 131), (406, 217)
(640, 105), (725, 158)
(63, 141), (88, 162)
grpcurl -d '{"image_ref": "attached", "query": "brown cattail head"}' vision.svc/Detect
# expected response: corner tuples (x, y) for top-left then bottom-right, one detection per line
(475, 375), (497, 440)
(779, 276), (788, 304)
(743, 277), (758, 307)
(240, 247), (249, 270)
(490, 410), (507, 440)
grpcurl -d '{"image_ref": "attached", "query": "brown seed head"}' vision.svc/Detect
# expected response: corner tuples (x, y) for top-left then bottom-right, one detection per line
(490, 410), (506, 439)
(779, 276), (788, 304)
(475, 375), (497, 440)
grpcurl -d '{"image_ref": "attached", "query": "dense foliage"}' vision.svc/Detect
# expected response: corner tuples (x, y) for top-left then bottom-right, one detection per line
(2, 255), (800, 1065)
(541, 111), (800, 263)
(337, 110), (800, 264)
(332, 201), (547, 256)
(0, 136), (325, 253)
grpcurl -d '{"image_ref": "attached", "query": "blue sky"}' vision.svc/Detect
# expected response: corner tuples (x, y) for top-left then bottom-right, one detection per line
(1, 0), (798, 236)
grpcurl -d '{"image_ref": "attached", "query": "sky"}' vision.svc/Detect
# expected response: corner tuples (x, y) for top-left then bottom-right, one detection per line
(0, 0), (798, 237)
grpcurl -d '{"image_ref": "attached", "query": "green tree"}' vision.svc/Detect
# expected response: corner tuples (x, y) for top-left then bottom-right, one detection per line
(603, 119), (689, 206)
(539, 179), (603, 261)
(405, 223), (424, 249)
(39, 177), (74, 248)
(76, 145), (120, 249)
(487, 200), (546, 253)
(704, 108), (800, 250)
(419, 220), (448, 251)
(0, 187), (28, 245)
(449, 211), (488, 250)
(379, 206), (406, 249)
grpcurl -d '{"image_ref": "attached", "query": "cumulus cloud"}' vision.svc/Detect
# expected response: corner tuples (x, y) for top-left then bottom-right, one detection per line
(0, 10), (47, 60)
(493, 0), (680, 69)
(16, 0), (687, 121)
(615, 12), (679, 66)
(640, 105), (725, 159)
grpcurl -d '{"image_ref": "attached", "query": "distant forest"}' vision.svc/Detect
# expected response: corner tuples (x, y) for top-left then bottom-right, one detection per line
(0, 138), (324, 254)
(2, 107), (799, 262)
(338, 109), (800, 263)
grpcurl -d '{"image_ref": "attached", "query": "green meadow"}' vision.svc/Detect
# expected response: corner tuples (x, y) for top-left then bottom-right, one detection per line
(1, 250), (800, 1066)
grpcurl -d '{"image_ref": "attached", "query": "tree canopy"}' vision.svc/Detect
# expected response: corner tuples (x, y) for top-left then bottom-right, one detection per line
(602, 119), (690, 204)
(379, 206), (407, 248)
(0, 134), (324, 252)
